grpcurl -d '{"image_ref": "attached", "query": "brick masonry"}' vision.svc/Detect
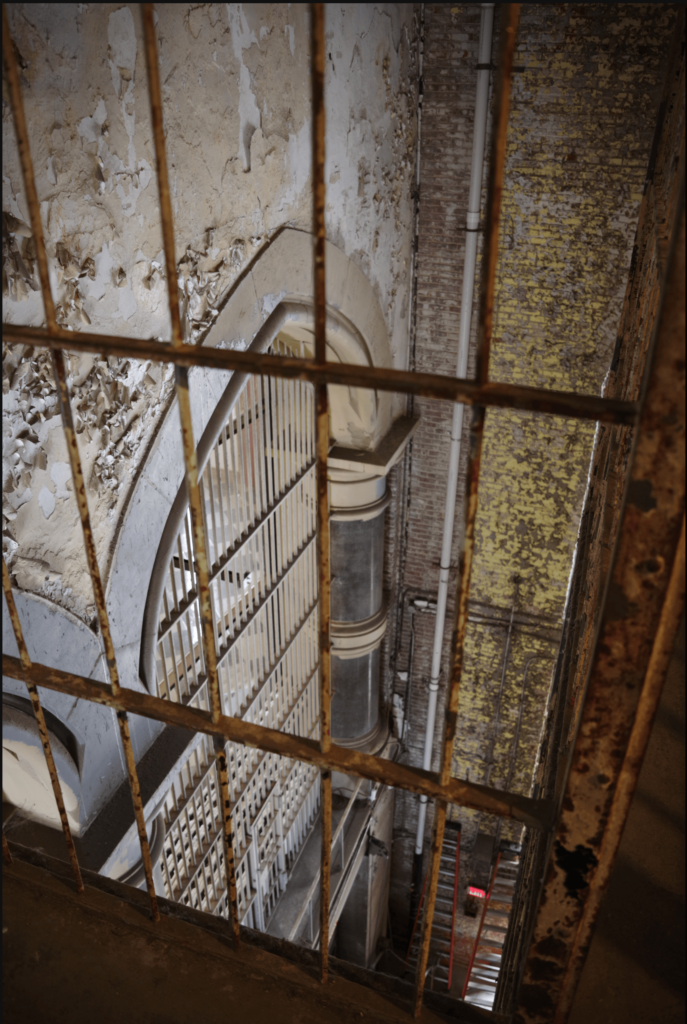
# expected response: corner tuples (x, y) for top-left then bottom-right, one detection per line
(383, 2), (678, 939)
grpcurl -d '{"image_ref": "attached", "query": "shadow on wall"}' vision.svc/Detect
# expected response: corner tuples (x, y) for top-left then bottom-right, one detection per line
(569, 615), (685, 1024)
(594, 856), (685, 996)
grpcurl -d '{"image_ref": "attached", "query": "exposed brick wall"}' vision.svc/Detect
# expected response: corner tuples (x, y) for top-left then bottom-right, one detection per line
(387, 2), (677, 936)
(496, 23), (685, 1010)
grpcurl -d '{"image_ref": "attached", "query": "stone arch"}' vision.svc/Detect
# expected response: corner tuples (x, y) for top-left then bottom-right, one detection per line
(105, 229), (393, 702)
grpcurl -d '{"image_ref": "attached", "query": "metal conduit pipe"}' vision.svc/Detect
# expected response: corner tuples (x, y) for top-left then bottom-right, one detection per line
(411, 2), (495, 908)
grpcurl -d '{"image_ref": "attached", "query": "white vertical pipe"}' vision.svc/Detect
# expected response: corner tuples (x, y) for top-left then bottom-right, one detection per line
(414, 4), (494, 857)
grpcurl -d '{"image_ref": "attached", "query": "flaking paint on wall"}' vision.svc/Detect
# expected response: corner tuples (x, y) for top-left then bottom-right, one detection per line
(388, 3), (674, 931)
(2, 3), (419, 621)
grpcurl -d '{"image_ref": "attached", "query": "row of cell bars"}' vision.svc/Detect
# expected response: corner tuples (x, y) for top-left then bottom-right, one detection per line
(157, 732), (320, 926)
(154, 351), (322, 928)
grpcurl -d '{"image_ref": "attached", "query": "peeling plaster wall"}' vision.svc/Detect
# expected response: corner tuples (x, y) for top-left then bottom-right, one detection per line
(2, 3), (419, 625)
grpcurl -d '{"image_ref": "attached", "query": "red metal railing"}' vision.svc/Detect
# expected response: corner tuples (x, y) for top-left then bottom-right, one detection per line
(461, 850), (501, 1001)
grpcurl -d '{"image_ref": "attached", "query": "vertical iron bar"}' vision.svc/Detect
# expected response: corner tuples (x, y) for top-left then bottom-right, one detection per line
(53, 353), (161, 921)
(1, 4), (54, 324)
(2, 4), (159, 920)
(477, 5), (519, 388)
(142, 2), (239, 944)
(414, 803), (447, 1016)
(443, 0), (521, 789)
(2, 559), (84, 892)
(311, 1), (331, 983)
(414, 6), (520, 1016)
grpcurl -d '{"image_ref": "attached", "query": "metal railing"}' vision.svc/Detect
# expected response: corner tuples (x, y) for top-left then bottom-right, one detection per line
(2, 4), (683, 1020)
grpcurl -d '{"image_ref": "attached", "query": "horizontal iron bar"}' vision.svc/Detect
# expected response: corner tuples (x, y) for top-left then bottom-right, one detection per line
(3, 654), (553, 831)
(3, 324), (636, 425)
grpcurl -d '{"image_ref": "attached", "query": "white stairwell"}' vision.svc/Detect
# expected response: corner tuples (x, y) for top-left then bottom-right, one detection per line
(463, 850), (520, 1010)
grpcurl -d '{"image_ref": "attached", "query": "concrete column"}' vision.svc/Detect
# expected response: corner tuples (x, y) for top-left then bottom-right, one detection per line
(329, 470), (390, 753)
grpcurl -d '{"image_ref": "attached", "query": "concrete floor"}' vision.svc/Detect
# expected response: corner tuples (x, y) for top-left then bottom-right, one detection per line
(569, 616), (685, 1024)
(2, 855), (448, 1024)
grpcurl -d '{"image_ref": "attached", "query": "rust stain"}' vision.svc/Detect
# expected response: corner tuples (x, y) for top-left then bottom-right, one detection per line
(3, 321), (638, 426)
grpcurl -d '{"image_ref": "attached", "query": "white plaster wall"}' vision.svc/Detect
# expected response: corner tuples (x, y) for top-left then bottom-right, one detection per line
(1, 589), (161, 827)
(3, 3), (419, 625)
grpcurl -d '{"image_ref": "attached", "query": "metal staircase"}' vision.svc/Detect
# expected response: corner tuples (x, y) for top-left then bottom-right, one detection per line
(462, 848), (520, 1010)
(404, 822), (461, 990)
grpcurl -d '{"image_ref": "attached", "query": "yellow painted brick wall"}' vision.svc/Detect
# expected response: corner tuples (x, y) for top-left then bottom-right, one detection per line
(390, 4), (678, 927)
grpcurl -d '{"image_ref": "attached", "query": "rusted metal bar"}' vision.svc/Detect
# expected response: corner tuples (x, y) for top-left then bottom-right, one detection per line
(214, 735), (241, 943)
(140, 3), (220, 718)
(478, 4), (520, 386)
(2, 323), (637, 426)
(318, 767), (332, 975)
(310, 0), (332, 983)
(50, 351), (123, 696)
(2, 654), (554, 831)
(1, 4), (55, 326)
(141, 3), (239, 944)
(2, 561), (32, 675)
(442, 0), (522, 792)
(414, 802), (447, 1017)
(414, 8), (521, 1017)
(52, 351), (161, 921)
(447, 826), (462, 990)
(515, 198), (685, 1023)
(2, 5), (160, 923)
(115, 713), (160, 921)
(2, 559), (84, 892)
(311, 1), (331, 758)
(462, 852), (502, 1001)
(140, 3), (183, 347)
(550, 513), (684, 1003)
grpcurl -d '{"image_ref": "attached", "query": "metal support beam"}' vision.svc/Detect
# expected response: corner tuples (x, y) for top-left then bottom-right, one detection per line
(310, 0), (333, 984)
(514, 190), (685, 1024)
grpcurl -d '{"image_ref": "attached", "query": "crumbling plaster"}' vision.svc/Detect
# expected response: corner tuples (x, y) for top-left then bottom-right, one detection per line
(3, 3), (419, 624)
